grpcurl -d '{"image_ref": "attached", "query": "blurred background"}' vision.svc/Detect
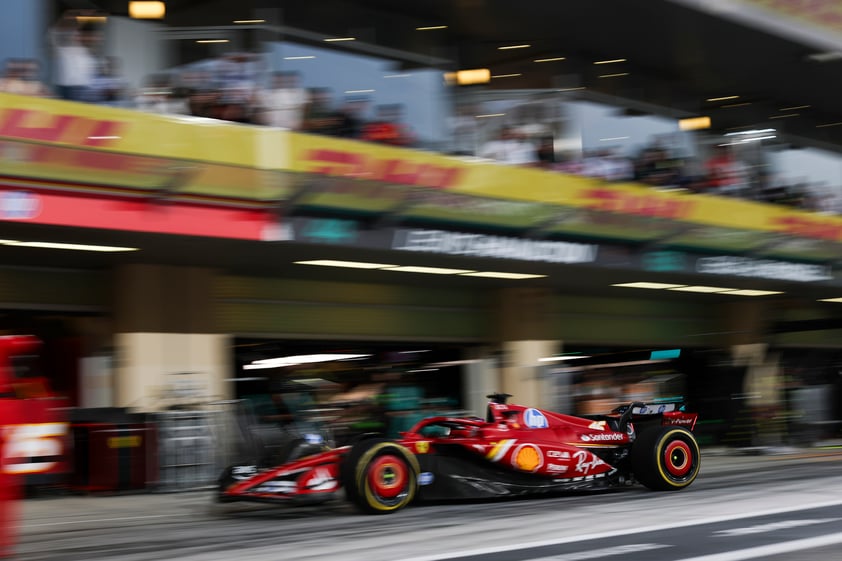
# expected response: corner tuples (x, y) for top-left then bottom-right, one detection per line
(2, 0), (842, 498)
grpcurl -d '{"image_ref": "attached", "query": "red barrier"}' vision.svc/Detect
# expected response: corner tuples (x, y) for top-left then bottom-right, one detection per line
(70, 423), (157, 492)
(0, 399), (24, 558)
(0, 336), (44, 558)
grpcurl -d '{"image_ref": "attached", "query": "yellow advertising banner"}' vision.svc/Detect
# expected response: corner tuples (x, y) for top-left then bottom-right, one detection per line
(0, 92), (289, 169)
(289, 132), (842, 243)
(4, 93), (842, 246)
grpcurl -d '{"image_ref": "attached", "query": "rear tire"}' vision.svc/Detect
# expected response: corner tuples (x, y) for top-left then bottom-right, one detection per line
(631, 426), (700, 491)
(341, 438), (419, 514)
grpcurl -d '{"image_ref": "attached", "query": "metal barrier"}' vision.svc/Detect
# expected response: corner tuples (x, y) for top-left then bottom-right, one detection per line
(154, 409), (221, 492)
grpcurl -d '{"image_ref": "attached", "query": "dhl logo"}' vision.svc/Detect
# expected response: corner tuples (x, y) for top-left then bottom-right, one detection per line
(773, 215), (842, 241)
(580, 188), (695, 220)
(303, 148), (463, 190)
(0, 140), (168, 176)
(0, 108), (124, 148)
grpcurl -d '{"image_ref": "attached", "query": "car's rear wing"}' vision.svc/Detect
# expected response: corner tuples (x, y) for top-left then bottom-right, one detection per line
(612, 400), (698, 432)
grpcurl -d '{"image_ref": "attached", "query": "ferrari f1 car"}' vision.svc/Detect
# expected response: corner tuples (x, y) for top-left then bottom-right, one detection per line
(218, 393), (700, 514)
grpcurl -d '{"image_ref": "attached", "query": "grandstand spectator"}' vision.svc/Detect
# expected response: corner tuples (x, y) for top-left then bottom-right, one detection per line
(0, 59), (50, 97)
(49, 10), (101, 102)
(88, 56), (130, 106)
(705, 145), (749, 196)
(257, 71), (309, 129)
(478, 126), (537, 165)
(215, 53), (261, 124)
(216, 82), (258, 124)
(448, 104), (480, 156)
(136, 73), (189, 115)
(634, 144), (686, 188)
(582, 149), (634, 182)
(337, 95), (370, 139)
(536, 136), (556, 168)
(180, 70), (218, 119)
(360, 104), (415, 147)
(302, 88), (343, 135)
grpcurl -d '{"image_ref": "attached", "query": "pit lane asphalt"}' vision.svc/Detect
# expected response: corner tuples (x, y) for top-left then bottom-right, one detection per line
(12, 446), (842, 561)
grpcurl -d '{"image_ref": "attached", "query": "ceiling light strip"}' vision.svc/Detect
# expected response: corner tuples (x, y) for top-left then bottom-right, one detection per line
(612, 282), (687, 290)
(294, 260), (396, 269)
(668, 285), (737, 293)
(383, 266), (476, 275)
(1, 241), (139, 252)
(293, 261), (543, 278)
(461, 272), (546, 280)
(613, 282), (782, 296)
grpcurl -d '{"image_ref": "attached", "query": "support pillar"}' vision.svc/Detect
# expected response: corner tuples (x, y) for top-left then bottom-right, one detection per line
(463, 347), (498, 417)
(724, 301), (783, 446)
(495, 288), (560, 410)
(112, 265), (232, 411)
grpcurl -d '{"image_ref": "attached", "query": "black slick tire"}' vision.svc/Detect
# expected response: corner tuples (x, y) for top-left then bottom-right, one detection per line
(631, 426), (701, 491)
(340, 438), (420, 514)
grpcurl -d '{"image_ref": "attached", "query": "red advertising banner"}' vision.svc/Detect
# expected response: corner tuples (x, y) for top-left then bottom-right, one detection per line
(0, 189), (274, 241)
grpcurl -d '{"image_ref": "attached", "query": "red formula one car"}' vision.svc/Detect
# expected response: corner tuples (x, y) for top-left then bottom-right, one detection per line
(218, 393), (700, 514)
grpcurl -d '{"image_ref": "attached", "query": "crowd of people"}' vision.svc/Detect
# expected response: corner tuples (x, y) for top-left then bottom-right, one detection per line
(473, 126), (835, 212)
(134, 63), (415, 146)
(1, 9), (416, 148)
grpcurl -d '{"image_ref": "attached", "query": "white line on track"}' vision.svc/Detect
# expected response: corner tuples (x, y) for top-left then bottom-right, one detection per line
(397, 499), (842, 561)
(529, 543), (670, 561)
(713, 517), (841, 537)
(24, 514), (185, 528)
(672, 531), (842, 561)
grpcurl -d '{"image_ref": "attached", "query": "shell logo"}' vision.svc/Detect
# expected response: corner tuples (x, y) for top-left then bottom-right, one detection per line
(415, 441), (430, 454)
(512, 444), (543, 472)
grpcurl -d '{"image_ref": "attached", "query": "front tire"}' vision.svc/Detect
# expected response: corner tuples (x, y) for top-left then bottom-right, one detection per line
(631, 426), (700, 491)
(341, 438), (420, 514)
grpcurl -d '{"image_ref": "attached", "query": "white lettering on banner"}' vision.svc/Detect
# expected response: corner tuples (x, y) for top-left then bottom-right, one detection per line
(2, 423), (68, 475)
(394, 229), (598, 264)
(547, 463), (568, 473)
(696, 256), (832, 282)
(573, 450), (608, 474)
